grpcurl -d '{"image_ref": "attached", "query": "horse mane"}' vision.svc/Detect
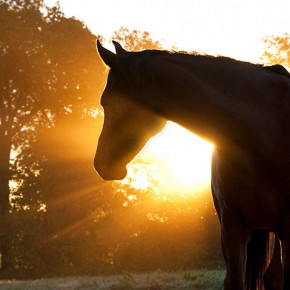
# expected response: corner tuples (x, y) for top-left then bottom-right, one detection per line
(124, 49), (290, 86)
(131, 49), (233, 62)
(123, 48), (256, 73)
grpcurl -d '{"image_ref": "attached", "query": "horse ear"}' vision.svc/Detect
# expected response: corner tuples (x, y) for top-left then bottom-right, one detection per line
(97, 40), (119, 68)
(112, 41), (127, 55)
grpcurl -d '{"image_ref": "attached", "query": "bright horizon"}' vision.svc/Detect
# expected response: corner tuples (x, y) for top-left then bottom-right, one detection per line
(45, 0), (290, 195)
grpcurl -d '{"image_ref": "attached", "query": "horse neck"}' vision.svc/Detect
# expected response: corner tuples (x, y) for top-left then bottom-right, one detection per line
(141, 54), (276, 155)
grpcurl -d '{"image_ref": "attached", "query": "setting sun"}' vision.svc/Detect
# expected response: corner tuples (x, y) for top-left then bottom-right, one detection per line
(126, 122), (214, 196)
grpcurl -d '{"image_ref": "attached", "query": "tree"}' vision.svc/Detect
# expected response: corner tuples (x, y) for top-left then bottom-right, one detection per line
(0, 0), (104, 273)
(111, 27), (163, 51)
(261, 33), (290, 69)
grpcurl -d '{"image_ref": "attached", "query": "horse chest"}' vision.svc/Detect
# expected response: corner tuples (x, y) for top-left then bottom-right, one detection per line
(212, 153), (289, 231)
(223, 180), (281, 229)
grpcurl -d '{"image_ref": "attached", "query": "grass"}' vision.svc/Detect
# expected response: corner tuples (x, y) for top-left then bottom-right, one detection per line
(0, 269), (225, 290)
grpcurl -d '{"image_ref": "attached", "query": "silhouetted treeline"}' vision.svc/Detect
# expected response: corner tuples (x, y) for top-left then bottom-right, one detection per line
(1, 0), (288, 279)
(0, 0), (104, 276)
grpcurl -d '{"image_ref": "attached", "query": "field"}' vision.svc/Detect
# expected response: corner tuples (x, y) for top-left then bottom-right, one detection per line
(0, 269), (225, 290)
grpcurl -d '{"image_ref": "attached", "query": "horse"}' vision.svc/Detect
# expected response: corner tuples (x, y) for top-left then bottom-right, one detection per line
(94, 40), (290, 290)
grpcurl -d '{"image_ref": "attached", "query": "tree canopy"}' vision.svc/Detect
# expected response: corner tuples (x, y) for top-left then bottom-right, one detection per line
(0, 0), (105, 274)
(111, 27), (163, 51)
(261, 32), (290, 69)
(0, 0), (105, 210)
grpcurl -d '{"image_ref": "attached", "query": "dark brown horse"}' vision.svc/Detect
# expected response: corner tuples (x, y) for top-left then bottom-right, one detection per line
(94, 41), (290, 290)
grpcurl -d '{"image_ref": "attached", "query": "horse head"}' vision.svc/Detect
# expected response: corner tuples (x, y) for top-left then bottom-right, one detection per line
(94, 41), (166, 180)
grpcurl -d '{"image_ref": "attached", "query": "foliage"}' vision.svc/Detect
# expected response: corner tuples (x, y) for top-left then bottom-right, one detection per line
(261, 33), (290, 68)
(111, 27), (163, 51)
(0, 0), (104, 274)
(0, 0), (103, 214)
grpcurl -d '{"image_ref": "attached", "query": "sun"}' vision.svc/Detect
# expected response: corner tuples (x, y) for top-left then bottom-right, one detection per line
(135, 121), (214, 195)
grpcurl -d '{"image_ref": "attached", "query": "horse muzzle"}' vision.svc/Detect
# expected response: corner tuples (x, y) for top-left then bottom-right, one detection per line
(94, 158), (127, 181)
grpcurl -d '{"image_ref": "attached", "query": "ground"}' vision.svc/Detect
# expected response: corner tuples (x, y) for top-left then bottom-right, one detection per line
(0, 269), (225, 289)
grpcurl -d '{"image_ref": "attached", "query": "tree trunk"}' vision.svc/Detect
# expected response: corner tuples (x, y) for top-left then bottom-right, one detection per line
(0, 127), (13, 275)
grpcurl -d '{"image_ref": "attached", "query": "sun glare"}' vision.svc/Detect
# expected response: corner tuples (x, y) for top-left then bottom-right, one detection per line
(135, 122), (214, 196)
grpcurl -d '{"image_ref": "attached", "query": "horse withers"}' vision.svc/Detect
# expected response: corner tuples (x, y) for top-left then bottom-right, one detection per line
(94, 41), (290, 290)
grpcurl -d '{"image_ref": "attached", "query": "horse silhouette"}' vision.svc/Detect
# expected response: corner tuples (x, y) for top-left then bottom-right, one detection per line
(94, 41), (290, 290)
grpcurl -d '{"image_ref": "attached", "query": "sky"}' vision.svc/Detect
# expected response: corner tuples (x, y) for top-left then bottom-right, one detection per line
(45, 0), (290, 62)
